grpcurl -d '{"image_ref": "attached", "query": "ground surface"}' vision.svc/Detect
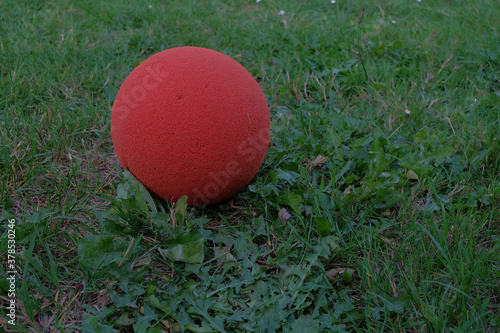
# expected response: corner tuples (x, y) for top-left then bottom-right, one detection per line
(1, 0), (499, 332)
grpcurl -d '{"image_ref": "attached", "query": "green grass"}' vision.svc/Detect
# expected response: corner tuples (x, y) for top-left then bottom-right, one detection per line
(1, 0), (499, 331)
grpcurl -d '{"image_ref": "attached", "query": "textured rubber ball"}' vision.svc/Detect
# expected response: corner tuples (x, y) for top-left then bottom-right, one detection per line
(111, 47), (270, 207)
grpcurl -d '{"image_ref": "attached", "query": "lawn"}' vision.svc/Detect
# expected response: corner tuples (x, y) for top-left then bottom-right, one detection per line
(1, 0), (499, 332)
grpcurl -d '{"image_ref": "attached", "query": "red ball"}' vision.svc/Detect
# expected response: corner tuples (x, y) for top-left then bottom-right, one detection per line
(111, 47), (270, 207)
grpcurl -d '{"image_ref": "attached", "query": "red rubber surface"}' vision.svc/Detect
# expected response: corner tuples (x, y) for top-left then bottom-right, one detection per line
(111, 47), (270, 206)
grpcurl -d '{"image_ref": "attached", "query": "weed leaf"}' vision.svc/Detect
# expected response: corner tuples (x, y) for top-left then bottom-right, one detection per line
(160, 232), (205, 263)
(78, 235), (130, 269)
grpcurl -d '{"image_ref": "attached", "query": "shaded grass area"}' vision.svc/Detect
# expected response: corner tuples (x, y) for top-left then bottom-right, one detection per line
(0, 0), (499, 331)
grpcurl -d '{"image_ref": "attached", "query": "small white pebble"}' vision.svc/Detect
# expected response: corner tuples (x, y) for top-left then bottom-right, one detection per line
(278, 10), (285, 15)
